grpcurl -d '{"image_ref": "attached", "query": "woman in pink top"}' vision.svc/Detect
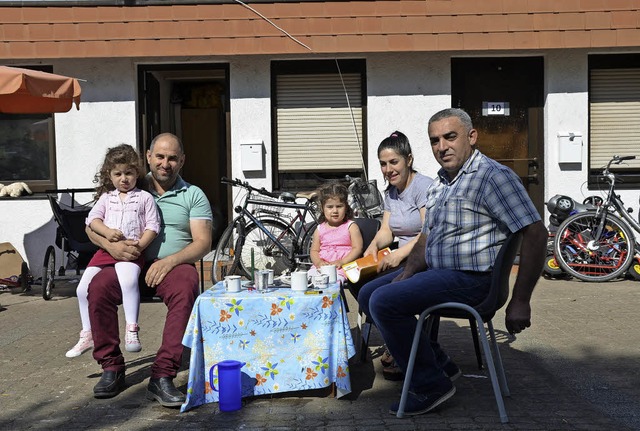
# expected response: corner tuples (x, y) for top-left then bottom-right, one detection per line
(65, 144), (160, 358)
(309, 182), (363, 285)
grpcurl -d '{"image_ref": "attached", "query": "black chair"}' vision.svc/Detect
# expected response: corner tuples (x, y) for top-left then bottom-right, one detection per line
(396, 232), (522, 423)
(341, 217), (381, 358)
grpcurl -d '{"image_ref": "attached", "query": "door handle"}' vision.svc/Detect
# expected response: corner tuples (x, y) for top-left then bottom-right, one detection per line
(527, 173), (539, 184)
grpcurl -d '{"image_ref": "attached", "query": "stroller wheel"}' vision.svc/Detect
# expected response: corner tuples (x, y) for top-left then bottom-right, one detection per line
(42, 246), (56, 300)
(20, 262), (31, 292)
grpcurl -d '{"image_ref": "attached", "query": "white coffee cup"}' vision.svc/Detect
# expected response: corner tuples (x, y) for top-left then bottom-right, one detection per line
(291, 271), (309, 291)
(320, 265), (337, 284)
(224, 275), (242, 293)
(313, 274), (329, 289)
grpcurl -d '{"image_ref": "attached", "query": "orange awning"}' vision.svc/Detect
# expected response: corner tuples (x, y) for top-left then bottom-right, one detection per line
(0, 66), (82, 114)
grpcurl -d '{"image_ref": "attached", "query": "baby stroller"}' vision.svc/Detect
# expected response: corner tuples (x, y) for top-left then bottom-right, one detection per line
(42, 188), (98, 300)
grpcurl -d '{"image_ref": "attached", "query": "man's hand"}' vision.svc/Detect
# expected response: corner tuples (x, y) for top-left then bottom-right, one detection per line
(145, 257), (178, 288)
(107, 239), (140, 261)
(505, 298), (532, 335)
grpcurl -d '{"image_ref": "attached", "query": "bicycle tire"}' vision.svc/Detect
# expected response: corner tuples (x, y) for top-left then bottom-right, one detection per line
(237, 219), (296, 277)
(42, 245), (56, 300)
(211, 220), (246, 283)
(299, 221), (318, 265)
(553, 211), (635, 282)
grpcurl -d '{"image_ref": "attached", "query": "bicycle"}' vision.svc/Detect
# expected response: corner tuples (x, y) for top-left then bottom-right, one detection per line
(212, 178), (320, 283)
(345, 175), (384, 220)
(553, 155), (640, 281)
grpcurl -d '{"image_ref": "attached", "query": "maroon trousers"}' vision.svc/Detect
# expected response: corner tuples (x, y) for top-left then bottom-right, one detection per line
(88, 263), (199, 378)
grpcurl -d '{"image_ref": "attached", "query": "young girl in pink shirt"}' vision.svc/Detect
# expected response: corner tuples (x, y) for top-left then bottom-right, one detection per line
(65, 144), (160, 358)
(309, 182), (363, 285)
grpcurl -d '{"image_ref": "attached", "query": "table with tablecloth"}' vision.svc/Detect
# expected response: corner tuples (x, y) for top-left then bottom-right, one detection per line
(180, 281), (356, 412)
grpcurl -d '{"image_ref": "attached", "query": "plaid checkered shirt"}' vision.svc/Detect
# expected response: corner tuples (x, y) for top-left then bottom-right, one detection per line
(422, 150), (541, 272)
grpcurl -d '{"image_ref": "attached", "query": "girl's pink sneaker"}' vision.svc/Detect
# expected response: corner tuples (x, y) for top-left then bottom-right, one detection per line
(125, 323), (141, 352)
(65, 330), (93, 358)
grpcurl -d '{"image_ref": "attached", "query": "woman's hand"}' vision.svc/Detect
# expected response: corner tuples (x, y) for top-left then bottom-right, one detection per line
(378, 251), (404, 272)
(363, 243), (379, 259)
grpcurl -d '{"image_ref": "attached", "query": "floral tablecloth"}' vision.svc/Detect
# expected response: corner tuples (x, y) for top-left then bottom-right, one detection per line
(180, 282), (356, 412)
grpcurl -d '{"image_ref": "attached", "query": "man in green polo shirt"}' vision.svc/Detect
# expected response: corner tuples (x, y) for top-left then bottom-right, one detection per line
(86, 133), (212, 407)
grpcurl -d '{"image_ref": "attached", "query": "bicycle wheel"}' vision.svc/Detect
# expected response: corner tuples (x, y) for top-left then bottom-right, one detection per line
(237, 219), (296, 277)
(553, 211), (635, 282)
(212, 221), (247, 283)
(42, 245), (56, 300)
(299, 221), (318, 265)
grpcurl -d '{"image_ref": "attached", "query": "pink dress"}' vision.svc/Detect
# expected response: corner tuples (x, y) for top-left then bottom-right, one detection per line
(311, 220), (354, 283)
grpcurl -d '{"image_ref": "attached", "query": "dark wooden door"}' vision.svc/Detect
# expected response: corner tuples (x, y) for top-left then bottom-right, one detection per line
(452, 57), (545, 216)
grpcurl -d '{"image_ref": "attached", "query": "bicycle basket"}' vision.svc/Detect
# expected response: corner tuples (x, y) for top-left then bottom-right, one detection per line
(349, 179), (384, 218)
(248, 194), (285, 218)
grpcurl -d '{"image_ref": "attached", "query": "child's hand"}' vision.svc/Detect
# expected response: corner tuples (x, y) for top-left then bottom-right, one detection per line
(315, 259), (329, 267)
(106, 228), (125, 242)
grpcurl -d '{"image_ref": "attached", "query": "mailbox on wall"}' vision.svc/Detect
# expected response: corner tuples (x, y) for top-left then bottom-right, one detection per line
(557, 132), (583, 164)
(241, 142), (264, 171)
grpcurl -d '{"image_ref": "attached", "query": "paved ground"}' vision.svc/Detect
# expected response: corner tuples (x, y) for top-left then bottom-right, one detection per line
(1, 270), (639, 431)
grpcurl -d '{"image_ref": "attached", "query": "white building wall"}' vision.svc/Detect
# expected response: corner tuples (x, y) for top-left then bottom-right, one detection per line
(544, 50), (638, 215)
(545, 50), (590, 201)
(366, 52), (450, 185)
(229, 56), (273, 199)
(2, 50), (637, 271)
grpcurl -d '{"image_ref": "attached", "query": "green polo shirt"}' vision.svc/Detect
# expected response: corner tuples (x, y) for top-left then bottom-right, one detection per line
(144, 175), (212, 260)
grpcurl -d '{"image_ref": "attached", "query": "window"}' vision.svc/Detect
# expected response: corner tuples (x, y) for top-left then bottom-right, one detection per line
(0, 65), (56, 193)
(589, 55), (640, 188)
(272, 59), (367, 191)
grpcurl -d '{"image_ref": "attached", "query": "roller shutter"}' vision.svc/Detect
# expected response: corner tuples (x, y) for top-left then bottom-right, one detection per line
(590, 68), (640, 169)
(276, 73), (364, 172)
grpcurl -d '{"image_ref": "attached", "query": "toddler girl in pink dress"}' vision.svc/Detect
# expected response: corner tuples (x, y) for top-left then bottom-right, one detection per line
(309, 182), (363, 284)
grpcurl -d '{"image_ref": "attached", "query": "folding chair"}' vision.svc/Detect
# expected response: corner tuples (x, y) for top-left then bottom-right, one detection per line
(396, 232), (522, 423)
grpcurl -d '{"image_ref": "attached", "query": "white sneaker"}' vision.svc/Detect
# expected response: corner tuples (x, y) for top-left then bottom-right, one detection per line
(65, 330), (93, 358)
(125, 323), (141, 352)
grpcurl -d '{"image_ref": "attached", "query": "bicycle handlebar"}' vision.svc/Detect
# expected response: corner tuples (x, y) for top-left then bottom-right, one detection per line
(220, 177), (281, 199)
(601, 155), (636, 186)
(606, 155), (636, 170)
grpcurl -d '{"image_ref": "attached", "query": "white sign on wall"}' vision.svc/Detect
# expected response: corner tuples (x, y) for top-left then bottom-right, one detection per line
(482, 101), (510, 116)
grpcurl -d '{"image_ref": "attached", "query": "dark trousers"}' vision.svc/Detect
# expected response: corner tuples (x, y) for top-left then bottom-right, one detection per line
(358, 267), (491, 391)
(88, 263), (199, 378)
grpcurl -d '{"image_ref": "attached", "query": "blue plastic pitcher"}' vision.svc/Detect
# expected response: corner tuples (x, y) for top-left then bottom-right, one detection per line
(209, 360), (246, 412)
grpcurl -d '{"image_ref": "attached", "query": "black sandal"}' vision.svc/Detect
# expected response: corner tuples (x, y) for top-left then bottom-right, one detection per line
(380, 346), (394, 368)
(382, 362), (405, 381)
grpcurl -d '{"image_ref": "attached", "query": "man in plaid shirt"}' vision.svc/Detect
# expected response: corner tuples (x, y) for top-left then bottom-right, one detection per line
(358, 108), (548, 417)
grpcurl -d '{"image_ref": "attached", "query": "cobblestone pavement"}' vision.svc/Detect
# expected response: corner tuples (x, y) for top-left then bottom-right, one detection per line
(1, 271), (639, 430)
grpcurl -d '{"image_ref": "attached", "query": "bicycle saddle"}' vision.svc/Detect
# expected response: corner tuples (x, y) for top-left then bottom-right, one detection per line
(279, 192), (297, 202)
